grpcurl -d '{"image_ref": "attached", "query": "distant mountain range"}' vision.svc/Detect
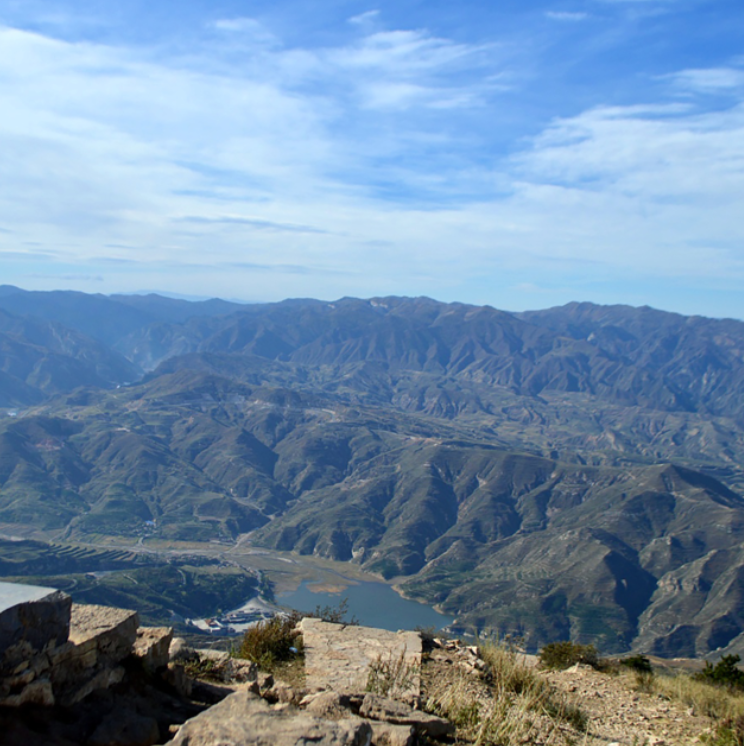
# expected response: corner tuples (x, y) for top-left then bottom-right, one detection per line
(1, 286), (744, 657)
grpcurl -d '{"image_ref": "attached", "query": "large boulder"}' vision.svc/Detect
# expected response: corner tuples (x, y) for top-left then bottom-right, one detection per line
(169, 690), (372, 746)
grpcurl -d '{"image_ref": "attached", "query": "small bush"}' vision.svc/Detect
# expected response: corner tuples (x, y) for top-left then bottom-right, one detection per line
(238, 613), (301, 671)
(634, 671), (655, 693)
(696, 655), (744, 691)
(539, 641), (599, 670)
(310, 597), (359, 625)
(414, 625), (438, 646)
(621, 654), (653, 674)
(183, 656), (220, 681)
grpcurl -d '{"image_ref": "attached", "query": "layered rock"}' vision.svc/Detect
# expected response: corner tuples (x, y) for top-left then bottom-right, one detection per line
(169, 690), (373, 746)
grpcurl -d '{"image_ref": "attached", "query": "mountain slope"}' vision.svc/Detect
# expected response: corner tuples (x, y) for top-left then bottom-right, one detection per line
(2, 290), (744, 655)
(0, 308), (141, 405)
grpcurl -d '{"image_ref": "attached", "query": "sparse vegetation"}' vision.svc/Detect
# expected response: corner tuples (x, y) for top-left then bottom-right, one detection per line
(238, 613), (302, 671)
(539, 641), (599, 671)
(309, 597), (359, 625)
(696, 655), (744, 691)
(423, 638), (587, 745)
(651, 668), (744, 721)
(183, 655), (220, 681)
(366, 648), (420, 700)
(702, 717), (744, 746)
(620, 654), (653, 674)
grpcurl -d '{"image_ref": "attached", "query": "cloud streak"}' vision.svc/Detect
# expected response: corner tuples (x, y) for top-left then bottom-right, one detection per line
(0, 8), (743, 318)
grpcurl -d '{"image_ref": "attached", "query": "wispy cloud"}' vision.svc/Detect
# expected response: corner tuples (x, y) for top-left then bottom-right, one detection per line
(546, 11), (590, 21)
(0, 7), (743, 318)
(28, 273), (104, 281)
(175, 216), (331, 234)
(349, 10), (380, 26)
(667, 66), (744, 93)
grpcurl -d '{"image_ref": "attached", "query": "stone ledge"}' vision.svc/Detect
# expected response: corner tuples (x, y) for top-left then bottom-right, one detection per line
(300, 618), (422, 704)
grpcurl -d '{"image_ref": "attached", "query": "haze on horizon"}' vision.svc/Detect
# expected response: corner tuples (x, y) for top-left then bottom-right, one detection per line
(1, 0), (743, 320)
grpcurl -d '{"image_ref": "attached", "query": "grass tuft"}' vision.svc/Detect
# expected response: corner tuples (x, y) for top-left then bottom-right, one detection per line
(238, 613), (302, 672)
(424, 638), (587, 745)
(366, 648), (420, 700)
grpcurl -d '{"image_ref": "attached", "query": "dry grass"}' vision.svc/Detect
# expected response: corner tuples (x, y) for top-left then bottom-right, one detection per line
(638, 669), (744, 745)
(366, 648), (420, 700)
(423, 640), (587, 746)
(651, 671), (744, 721)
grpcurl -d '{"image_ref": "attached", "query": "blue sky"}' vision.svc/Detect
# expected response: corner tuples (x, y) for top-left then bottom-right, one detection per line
(1, 0), (743, 318)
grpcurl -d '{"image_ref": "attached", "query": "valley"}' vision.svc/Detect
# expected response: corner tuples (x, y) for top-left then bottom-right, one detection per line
(2, 287), (744, 656)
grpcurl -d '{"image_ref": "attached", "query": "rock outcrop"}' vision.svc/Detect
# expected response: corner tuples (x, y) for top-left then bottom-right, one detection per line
(0, 583), (460, 746)
(169, 689), (373, 746)
(301, 618), (422, 705)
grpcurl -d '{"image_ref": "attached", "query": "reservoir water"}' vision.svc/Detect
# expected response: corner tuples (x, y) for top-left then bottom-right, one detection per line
(278, 580), (454, 632)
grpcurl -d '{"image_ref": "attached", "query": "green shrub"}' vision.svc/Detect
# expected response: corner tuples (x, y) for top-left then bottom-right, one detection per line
(620, 654), (653, 674)
(702, 716), (744, 746)
(238, 613), (301, 671)
(539, 641), (599, 670)
(695, 655), (744, 691)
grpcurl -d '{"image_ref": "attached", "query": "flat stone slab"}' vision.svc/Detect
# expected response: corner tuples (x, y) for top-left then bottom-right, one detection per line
(67, 603), (139, 665)
(300, 619), (421, 703)
(0, 582), (71, 660)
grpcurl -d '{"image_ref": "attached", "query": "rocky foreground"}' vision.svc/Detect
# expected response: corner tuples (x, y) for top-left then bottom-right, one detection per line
(1, 597), (737, 746)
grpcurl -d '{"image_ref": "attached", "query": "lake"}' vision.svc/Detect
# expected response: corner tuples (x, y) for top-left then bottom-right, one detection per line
(278, 580), (454, 632)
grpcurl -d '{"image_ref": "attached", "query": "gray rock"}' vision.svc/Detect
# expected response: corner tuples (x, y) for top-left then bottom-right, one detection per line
(300, 619), (421, 704)
(0, 582), (71, 668)
(168, 637), (196, 663)
(257, 671), (274, 690)
(68, 604), (139, 666)
(194, 648), (230, 665)
(224, 657), (258, 683)
(57, 665), (126, 707)
(365, 721), (414, 746)
(132, 627), (173, 673)
(169, 690), (373, 746)
(0, 677), (55, 707)
(360, 694), (455, 738)
(265, 680), (298, 704)
(303, 690), (348, 719)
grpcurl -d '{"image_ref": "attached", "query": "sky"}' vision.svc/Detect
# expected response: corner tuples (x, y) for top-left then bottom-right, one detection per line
(1, 0), (743, 318)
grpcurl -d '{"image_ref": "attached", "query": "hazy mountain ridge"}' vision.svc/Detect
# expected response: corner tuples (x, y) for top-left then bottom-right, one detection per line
(109, 296), (744, 420)
(0, 307), (141, 406)
(2, 290), (744, 656)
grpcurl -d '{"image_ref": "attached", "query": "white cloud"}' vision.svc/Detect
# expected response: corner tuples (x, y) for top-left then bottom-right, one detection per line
(349, 10), (380, 25)
(498, 99), (744, 279)
(545, 11), (590, 21)
(667, 67), (744, 93)
(212, 17), (261, 32)
(208, 17), (280, 49)
(0, 19), (743, 311)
